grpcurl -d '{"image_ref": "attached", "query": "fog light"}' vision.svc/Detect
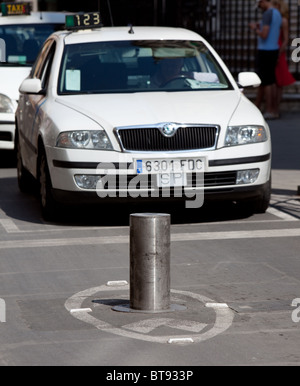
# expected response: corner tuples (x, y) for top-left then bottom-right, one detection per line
(236, 169), (259, 185)
(74, 175), (101, 189)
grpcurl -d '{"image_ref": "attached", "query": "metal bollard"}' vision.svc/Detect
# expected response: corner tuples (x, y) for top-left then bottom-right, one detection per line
(130, 213), (171, 312)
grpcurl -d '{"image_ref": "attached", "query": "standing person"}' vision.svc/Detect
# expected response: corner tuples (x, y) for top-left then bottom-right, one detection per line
(250, 0), (282, 119)
(272, 0), (296, 117)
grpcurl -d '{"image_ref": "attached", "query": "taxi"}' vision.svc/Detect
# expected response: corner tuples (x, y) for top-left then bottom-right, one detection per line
(15, 12), (272, 219)
(0, 2), (66, 150)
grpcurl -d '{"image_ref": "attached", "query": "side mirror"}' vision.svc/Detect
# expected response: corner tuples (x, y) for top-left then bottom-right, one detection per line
(19, 78), (44, 94)
(238, 72), (261, 88)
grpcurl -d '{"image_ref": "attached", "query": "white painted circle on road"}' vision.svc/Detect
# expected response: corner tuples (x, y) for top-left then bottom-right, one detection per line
(65, 284), (234, 344)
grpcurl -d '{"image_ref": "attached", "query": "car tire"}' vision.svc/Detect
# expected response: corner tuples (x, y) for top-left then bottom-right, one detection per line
(16, 131), (35, 193)
(39, 149), (57, 221)
(237, 176), (271, 215)
(253, 176), (272, 214)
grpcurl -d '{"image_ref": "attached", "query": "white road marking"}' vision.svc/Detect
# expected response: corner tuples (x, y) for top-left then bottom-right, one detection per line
(122, 318), (207, 334)
(70, 308), (92, 314)
(206, 303), (229, 309)
(171, 228), (300, 241)
(0, 219), (20, 233)
(168, 338), (194, 344)
(65, 285), (234, 344)
(267, 207), (299, 221)
(106, 280), (128, 286)
(0, 228), (299, 249)
(0, 192), (298, 236)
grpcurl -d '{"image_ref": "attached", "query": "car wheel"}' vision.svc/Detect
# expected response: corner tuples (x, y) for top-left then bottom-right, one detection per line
(237, 176), (271, 215)
(16, 131), (35, 193)
(39, 149), (57, 220)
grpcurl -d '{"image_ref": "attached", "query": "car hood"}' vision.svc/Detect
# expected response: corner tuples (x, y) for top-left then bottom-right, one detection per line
(0, 67), (31, 102)
(56, 90), (242, 129)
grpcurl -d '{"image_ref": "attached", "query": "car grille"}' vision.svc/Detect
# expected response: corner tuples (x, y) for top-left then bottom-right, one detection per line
(116, 125), (218, 151)
(0, 132), (12, 142)
(195, 171), (237, 187)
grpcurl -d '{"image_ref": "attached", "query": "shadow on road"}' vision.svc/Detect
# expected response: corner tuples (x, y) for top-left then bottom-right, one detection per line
(0, 150), (261, 227)
(0, 175), (256, 226)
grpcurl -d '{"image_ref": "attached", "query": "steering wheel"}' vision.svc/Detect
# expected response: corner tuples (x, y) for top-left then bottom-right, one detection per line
(160, 74), (189, 88)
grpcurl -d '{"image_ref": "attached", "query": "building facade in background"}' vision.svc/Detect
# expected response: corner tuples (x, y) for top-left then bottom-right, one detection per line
(10, 0), (300, 79)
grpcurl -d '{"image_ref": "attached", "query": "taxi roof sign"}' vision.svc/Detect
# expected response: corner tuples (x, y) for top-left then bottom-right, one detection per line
(65, 12), (102, 31)
(1, 2), (32, 16)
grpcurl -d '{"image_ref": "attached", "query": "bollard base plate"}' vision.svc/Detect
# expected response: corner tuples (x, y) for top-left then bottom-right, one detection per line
(112, 303), (186, 313)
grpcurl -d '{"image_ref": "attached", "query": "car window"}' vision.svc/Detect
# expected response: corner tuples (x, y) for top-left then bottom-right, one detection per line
(0, 23), (63, 66)
(58, 40), (232, 94)
(31, 39), (53, 78)
(40, 42), (56, 89)
(31, 39), (56, 89)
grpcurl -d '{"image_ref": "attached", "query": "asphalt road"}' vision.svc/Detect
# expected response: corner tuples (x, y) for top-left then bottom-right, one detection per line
(0, 110), (300, 368)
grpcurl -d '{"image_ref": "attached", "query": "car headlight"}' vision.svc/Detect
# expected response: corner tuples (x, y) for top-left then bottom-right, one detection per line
(225, 125), (267, 146)
(0, 94), (15, 113)
(56, 130), (113, 150)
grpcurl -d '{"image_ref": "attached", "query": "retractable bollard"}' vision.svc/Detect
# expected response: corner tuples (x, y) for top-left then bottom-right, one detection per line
(112, 212), (186, 313)
(130, 213), (171, 312)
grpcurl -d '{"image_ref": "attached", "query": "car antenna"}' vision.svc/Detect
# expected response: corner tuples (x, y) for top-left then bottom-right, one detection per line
(128, 24), (134, 34)
(106, 0), (114, 26)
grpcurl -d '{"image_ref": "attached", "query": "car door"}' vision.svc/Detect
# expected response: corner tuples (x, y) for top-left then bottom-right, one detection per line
(19, 39), (56, 175)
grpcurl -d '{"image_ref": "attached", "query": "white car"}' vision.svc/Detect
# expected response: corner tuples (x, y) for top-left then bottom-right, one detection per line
(16, 14), (271, 220)
(0, 2), (66, 150)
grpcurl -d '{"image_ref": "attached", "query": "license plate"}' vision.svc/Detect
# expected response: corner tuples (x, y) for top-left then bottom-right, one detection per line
(135, 158), (205, 174)
(157, 172), (187, 187)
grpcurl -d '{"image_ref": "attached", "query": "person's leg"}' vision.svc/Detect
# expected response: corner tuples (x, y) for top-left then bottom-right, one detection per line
(264, 84), (276, 114)
(255, 51), (265, 111)
(274, 85), (282, 116)
(255, 85), (265, 110)
(263, 51), (279, 119)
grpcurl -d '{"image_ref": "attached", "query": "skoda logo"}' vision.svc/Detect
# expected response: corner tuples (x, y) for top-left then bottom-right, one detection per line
(160, 123), (178, 138)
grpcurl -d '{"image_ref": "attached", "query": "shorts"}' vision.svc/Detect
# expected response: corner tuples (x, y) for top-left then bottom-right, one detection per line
(256, 50), (279, 86)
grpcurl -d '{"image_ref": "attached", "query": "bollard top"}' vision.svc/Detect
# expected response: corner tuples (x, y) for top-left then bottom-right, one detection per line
(130, 213), (170, 218)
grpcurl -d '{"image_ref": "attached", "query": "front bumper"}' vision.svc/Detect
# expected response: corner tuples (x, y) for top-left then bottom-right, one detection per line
(47, 144), (271, 207)
(52, 181), (270, 206)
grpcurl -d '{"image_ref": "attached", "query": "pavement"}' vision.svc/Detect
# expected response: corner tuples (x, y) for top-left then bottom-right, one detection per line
(268, 107), (300, 193)
(0, 102), (300, 367)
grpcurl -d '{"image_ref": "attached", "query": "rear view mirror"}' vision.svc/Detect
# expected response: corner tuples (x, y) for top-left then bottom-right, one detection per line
(238, 72), (261, 88)
(19, 78), (43, 94)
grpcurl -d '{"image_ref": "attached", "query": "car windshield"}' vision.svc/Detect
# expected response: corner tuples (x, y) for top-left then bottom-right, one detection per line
(58, 40), (232, 94)
(0, 23), (63, 65)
